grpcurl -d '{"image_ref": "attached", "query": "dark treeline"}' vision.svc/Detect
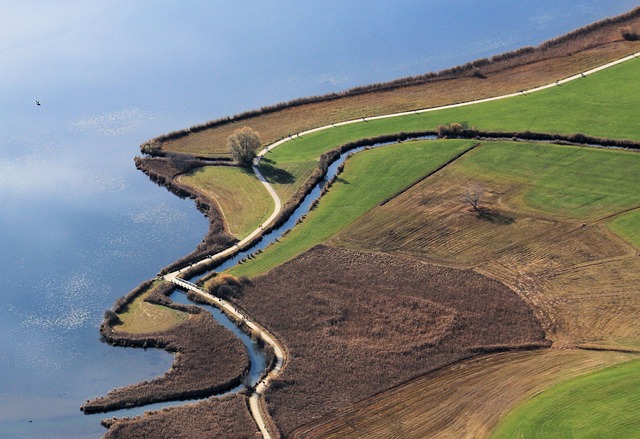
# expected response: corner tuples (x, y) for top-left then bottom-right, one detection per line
(436, 124), (640, 150)
(82, 282), (249, 414)
(140, 7), (640, 152)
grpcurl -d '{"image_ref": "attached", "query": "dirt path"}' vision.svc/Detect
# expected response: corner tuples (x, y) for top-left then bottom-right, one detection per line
(161, 51), (639, 438)
(169, 277), (285, 439)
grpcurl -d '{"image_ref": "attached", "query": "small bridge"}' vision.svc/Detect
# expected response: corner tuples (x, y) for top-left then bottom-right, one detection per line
(171, 277), (201, 293)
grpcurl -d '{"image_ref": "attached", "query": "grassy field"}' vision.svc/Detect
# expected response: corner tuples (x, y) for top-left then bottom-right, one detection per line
(297, 350), (636, 439)
(454, 141), (640, 220)
(178, 166), (274, 238)
(116, 282), (189, 334)
(230, 139), (476, 277)
(608, 209), (640, 249)
(490, 359), (640, 439)
(258, 156), (319, 203)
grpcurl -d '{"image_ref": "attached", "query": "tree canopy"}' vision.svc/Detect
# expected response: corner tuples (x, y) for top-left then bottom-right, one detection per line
(227, 127), (261, 167)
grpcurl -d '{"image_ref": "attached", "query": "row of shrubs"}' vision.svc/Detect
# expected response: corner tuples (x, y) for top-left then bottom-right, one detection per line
(436, 124), (640, 150)
(140, 7), (640, 152)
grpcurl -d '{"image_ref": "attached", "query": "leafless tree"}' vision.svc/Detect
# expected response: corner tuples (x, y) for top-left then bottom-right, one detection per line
(227, 126), (261, 167)
(465, 183), (484, 213)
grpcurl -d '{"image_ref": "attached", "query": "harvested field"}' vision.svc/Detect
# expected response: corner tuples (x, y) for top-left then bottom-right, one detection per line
(333, 140), (640, 349)
(154, 11), (640, 157)
(83, 309), (249, 413)
(178, 166), (274, 239)
(295, 349), (636, 439)
(236, 245), (549, 436)
(102, 394), (260, 439)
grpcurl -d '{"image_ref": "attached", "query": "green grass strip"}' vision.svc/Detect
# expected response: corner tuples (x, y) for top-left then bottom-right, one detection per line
(491, 358), (640, 439)
(230, 139), (475, 278)
(266, 57), (640, 168)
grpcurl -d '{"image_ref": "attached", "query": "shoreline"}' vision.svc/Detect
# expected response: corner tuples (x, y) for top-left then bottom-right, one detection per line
(93, 24), (640, 438)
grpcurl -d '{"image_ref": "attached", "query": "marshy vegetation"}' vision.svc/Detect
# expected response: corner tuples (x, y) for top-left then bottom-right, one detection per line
(236, 245), (549, 436)
(82, 281), (249, 414)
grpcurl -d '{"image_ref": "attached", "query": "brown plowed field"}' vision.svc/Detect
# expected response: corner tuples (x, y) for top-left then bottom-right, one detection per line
(237, 245), (549, 436)
(294, 349), (636, 439)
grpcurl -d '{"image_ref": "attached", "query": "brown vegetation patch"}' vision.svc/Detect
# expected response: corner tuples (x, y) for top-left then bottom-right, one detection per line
(148, 9), (640, 157)
(102, 394), (260, 439)
(82, 282), (249, 414)
(294, 349), (637, 439)
(236, 245), (549, 436)
(326, 294), (456, 354)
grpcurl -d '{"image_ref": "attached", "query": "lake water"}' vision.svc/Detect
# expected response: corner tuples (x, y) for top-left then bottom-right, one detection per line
(1, 1), (637, 437)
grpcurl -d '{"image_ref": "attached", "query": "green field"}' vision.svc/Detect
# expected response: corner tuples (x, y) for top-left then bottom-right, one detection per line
(609, 210), (640, 249)
(491, 359), (640, 439)
(455, 141), (640, 219)
(260, 58), (640, 206)
(230, 139), (476, 277)
(180, 166), (274, 238)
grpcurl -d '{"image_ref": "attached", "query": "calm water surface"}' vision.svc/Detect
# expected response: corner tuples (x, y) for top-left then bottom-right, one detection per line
(1, 1), (637, 437)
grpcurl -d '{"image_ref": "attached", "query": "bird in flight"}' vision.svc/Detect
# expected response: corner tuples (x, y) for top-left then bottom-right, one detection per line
(35, 100), (41, 106)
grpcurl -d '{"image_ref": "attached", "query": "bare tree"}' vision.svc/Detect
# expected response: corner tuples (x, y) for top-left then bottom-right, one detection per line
(227, 127), (261, 167)
(465, 183), (484, 213)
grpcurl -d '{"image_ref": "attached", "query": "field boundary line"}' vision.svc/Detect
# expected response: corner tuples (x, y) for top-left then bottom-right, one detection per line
(379, 142), (482, 206)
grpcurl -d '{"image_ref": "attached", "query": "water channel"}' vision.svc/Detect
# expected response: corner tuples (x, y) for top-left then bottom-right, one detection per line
(87, 134), (438, 422)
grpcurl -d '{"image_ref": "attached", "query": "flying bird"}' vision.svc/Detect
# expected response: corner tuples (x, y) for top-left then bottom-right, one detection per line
(35, 100), (41, 106)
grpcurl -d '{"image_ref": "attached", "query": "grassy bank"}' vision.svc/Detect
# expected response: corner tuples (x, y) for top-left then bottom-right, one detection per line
(115, 282), (189, 334)
(179, 166), (274, 239)
(491, 359), (640, 439)
(230, 139), (475, 277)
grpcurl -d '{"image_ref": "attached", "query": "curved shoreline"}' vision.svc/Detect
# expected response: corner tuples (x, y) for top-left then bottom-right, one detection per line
(98, 51), (640, 438)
